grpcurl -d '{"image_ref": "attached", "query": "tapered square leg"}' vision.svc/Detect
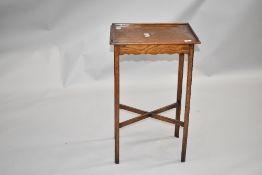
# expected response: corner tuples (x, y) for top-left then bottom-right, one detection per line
(181, 45), (194, 162)
(114, 46), (120, 164)
(175, 53), (184, 138)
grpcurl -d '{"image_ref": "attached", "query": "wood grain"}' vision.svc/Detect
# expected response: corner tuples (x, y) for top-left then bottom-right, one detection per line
(110, 23), (201, 163)
(119, 104), (184, 128)
(119, 44), (189, 55)
(110, 23), (201, 45)
(181, 45), (194, 162)
(175, 53), (185, 137)
(114, 45), (120, 164)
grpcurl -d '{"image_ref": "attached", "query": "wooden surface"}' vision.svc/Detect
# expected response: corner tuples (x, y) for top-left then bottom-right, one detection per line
(119, 44), (189, 55)
(110, 23), (201, 45)
(181, 45), (194, 162)
(114, 46), (120, 164)
(175, 53), (184, 137)
(111, 23), (200, 163)
(119, 103), (182, 128)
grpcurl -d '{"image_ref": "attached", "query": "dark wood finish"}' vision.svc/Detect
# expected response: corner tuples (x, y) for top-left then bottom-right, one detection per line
(175, 54), (185, 137)
(110, 23), (200, 164)
(119, 112), (148, 128)
(181, 45), (194, 162)
(150, 114), (184, 126)
(119, 44), (189, 55)
(119, 103), (177, 127)
(110, 23), (201, 45)
(120, 103), (177, 117)
(120, 104), (146, 114)
(150, 102), (177, 114)
(114, 45), (120, 164)
(119, 103), (183, 128)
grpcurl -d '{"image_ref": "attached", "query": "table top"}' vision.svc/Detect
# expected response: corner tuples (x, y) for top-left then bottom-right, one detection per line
(110, 23), (201, 45)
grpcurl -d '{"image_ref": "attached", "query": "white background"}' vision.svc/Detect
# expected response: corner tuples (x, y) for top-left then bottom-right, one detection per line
(0, 0), (262, 174)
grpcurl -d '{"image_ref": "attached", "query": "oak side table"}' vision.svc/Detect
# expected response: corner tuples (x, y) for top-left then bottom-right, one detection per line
(110, 23), (201, 164)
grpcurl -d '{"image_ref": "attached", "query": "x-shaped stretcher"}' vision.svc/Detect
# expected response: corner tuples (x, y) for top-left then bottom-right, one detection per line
(119, 103), (184, 128)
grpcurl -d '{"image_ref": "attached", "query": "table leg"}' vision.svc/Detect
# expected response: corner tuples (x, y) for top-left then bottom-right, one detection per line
(114, 46), (120, 164)
(175, 53), (184, 138)
(181, 45), (194, 162)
